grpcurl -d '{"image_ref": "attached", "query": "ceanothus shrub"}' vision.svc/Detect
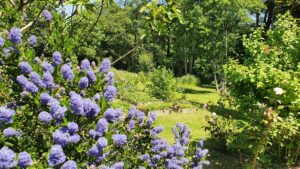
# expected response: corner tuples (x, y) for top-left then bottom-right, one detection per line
(0, 17), (209, 169)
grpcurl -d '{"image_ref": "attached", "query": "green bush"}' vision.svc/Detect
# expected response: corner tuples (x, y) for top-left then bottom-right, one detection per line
(223, 13), (300, 167)
(148, 67), (177, 100)
(177, 74), (200, 86)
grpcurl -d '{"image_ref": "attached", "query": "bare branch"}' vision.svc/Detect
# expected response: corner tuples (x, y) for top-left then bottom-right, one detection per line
(21, 21), (33, 32)
(111, 45), (138, 65)
(8, 0), (16, 7)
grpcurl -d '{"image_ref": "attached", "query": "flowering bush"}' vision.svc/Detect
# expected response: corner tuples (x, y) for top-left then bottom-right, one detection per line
(223, 13), (300, 166)
(0, 8), (209, 169)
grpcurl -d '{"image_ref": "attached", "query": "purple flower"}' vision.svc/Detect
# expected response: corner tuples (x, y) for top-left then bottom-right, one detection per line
(105, 72), (114, 85)
(42, 61), (54, 73)
(99, 58), (110, 73)
(16, 75), (29, 87)
(96, 137), (108, 149)
(87, 70), (96, 83)
(47, 145), (66, 166)
(38, 111), (52, 124)
(70, 134), (80, 143)
(30, 72), (43, 87)
(86, 100), (100, 117)
(127, 106), (136, 119)
(43, 72), (55, 89)
(24, 81), (39, 94)
(88, 145), (100, 157)
(136, 110), (145, 122)
(3, 48), (10, 56)
(53, 129), (71, 147)
(111, 162), (124, 169)
(104, 108), (116, 122)
(104, 85), (117, 102)
(3, 127), (16, 137)
(0, 146), (16, 168)
(40, 92), (52, 105)
(70, 91), (84, 115)
(43, 10), (52, 21)
(0, 106), (15, 124)
(112, 134), (127, 146)
(96, 118), (108, 136)
(9, 27), (22, 44)
(61, 64), (74, 81)
(67, 122), (78, 134)
(61, 160), (77, 169)
(151, 127), (164, 138)
(52, 51), (62, 66)
(0, 37), (5, 47)
(19, 62), (32, 74)
(79, 77), (89, 89)
(198, 139), (204, 148)
(127, 120), (135, 131)
(139, 154), (150, 161)
(195, 148), (208, 159)
(151, 139), (167, 153)
(52, 105), (67, 122)
(89, 129), (97, 138)
(18, 152), (32, 168)
(80, 59), (90, 70)
(29, 35), (37, 46)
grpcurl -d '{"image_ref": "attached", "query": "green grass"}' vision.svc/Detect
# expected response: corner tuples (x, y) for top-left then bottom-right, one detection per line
(178, 84), (219, 106)
(154, 109), (211, 143)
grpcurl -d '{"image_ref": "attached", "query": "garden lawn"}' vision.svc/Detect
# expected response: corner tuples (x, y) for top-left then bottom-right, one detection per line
(154, 109), (211, 143)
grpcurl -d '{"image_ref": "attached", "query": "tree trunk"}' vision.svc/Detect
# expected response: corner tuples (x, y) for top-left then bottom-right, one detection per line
(256, 12), (260, 28)
(264, 0), (275, 31)
(213, 63), (220, 92)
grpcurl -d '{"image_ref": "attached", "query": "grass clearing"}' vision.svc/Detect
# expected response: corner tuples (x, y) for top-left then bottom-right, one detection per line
(154, 109), (211, 143)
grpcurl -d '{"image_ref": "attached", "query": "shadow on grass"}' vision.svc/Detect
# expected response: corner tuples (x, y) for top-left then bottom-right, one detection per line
(181, 87), (213, 95)
(208, 105), (246, 121)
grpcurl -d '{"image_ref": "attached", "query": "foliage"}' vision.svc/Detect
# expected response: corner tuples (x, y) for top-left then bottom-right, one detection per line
(223, 13), (300, 167)
(148, 67), (177, 100)
(177, 74), (200, 86)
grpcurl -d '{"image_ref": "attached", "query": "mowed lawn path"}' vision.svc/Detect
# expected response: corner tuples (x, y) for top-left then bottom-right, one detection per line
(155, 84), (218, 143)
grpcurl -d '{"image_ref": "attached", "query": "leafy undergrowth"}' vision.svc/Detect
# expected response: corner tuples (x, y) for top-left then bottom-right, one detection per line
(111, 69), (219, 112)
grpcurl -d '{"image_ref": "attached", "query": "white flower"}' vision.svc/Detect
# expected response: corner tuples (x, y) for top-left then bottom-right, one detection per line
(212, 112), (217, 116)
(273, 87), (283, 95)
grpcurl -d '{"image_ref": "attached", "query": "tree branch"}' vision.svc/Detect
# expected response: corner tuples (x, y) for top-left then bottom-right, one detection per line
(75, 0), (105, 49)
(111, 45), (138, 65)
(9, 0), (16, 7)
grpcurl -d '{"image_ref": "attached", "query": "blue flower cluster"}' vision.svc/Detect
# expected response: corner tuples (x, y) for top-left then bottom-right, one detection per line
(137, 123), (210, 169)
(53, 122), (80, 147)
(88, 137), (109, 163)
(43, 10), (52, 21)
(0, 31), (209, 168)
(9, 28), (22, 44)
(29, 35), (37, 46)
(0, 146), (32, 168)
(0, 106), (15, 125)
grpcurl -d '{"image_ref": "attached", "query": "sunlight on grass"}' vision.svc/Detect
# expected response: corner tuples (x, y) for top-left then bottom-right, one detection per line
(178, 84), (219, 105)
(154, 109), (211, 143)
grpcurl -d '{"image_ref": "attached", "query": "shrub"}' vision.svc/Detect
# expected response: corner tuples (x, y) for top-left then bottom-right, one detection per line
(223, 13), (300, 167)
(0, 8), (209, 169)
(177, 74), (200, 86)
(148, 67), (177, 100)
